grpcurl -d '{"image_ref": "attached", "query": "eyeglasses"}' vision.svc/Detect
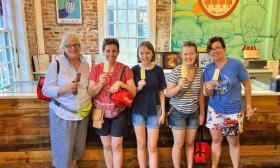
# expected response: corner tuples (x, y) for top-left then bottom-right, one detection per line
(65, 43), (80, 49)
(208, 47), (223, 53)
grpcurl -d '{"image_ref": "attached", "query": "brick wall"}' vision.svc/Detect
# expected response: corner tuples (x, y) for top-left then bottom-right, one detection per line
(41, 0), (98, 55)
(25, 0), (171, 60)
(156, 0), (171, 52)
(24, 0), (37, 71)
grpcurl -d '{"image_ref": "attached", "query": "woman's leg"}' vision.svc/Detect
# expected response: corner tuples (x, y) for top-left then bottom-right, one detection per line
(210, 129), (223, 168)
(100, 135), (113, 168)
(147, 128), (159, 168)
(134, 125), (147, 168)
(185, 128), (197, 168)
(172, 129), (186, 168)
(227, 135), (240, 168)
(111, 136), (124, 168)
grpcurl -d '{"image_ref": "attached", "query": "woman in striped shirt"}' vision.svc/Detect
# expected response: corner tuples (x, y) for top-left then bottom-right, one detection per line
(166, 41), (205, 168)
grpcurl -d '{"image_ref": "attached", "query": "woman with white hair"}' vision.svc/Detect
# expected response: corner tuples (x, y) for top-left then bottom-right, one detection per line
(43, 31), (91, 168)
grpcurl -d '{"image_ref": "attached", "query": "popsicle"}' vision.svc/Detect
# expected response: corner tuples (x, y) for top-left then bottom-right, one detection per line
(141, 67), (146, 80)
(212, 68), (220, 80)
(181, 65), (187, 79)
(103, 61), (109, 73)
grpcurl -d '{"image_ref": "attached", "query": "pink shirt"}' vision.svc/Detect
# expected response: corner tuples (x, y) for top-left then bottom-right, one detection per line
(89, 62), (133, 118)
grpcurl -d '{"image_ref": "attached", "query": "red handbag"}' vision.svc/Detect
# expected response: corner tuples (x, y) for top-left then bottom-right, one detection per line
(194, 125), (210, 163)
(37, 60), (59, 101)
(110, 66), (134, 107)
(111, 90), (134, 107)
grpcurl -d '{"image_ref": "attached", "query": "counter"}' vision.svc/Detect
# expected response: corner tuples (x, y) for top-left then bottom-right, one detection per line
(0, 81), (280, 167)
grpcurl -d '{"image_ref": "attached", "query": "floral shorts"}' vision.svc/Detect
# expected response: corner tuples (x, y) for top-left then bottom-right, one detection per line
(206, 106), (244, 136)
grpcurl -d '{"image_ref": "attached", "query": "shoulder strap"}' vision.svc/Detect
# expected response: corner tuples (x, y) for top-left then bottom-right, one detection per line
(55, 60), (60, 74)
(119, 66), (127, 80)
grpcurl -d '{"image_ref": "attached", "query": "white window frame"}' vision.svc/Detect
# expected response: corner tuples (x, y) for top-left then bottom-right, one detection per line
(97, 0), (156, 65)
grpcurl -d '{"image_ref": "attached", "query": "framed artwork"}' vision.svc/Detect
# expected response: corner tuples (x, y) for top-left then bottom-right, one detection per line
(163, 52), (180, 69)
(198, 52), (213, 68)
(56, 0), (82, 24)
(154, 52), (163, 67)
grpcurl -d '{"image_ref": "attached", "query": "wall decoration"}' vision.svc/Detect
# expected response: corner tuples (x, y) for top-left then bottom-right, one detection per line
(155, 52), (163, 67)
(198, 52), (212, 68)
(171, 0), (277, 60)
(163, 52), (180, 69)
(199, 0), (239, 19)
(56, 0), (82, 24)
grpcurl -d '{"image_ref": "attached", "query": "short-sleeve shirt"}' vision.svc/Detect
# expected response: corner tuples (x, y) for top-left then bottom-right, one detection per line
(131, 64), (167, 117)
(204, 58), (249, 114)
(89, 62), (133, 118)
(168, 65), (204, 114)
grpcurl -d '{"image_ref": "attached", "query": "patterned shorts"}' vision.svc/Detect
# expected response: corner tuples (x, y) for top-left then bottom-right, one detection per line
(206, 106), (244, 136)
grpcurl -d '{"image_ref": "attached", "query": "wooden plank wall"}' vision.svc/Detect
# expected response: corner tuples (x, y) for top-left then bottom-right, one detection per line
(0, 96), (280, 167)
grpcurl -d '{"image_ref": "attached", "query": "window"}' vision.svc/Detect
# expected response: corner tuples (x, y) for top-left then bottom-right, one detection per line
(0, 0), (18, 89)
(98, 0), (156, 67)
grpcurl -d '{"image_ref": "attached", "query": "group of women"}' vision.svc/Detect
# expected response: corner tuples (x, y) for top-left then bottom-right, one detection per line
(43, 32), (254, 168)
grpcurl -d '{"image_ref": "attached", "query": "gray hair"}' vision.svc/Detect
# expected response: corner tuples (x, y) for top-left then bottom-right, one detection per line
(59, 31), (80, 51)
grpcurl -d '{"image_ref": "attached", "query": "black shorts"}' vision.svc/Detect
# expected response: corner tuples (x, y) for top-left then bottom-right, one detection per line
(95, 109), (128, 137)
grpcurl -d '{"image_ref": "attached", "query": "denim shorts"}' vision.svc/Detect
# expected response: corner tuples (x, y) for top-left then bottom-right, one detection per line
(95, 110), (128, 137)
(132, 113), (159, 129)
(168, 108), (198, 130)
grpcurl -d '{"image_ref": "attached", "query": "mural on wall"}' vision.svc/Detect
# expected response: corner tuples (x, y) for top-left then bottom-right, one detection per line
(56, 0), (82, 24)
(273, 30), (280, 60)
(171, 0), (277, 60)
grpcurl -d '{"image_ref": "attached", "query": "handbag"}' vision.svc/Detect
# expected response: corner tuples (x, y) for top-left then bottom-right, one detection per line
(194, 125), (210, 163)
(92, 108), (104, 129)
(37, 60), (59, 101)
(111, 66), (134, 108)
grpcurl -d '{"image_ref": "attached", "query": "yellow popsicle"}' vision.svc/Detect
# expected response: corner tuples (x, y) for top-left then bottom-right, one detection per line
(103, 61), (109, 73)
(181, 65), (187, 78)
(141, 67), (146, 80)
(212, 68), (220, 80)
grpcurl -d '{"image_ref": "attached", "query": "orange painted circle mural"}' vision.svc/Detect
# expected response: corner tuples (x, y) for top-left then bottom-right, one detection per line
(199, 0), (239, 19)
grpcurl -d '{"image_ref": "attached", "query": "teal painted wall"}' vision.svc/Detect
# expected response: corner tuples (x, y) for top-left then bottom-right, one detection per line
(171, 0), (280, 60)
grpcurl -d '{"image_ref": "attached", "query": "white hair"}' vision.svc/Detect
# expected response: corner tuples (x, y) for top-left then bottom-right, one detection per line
(59, 31), (80, 51)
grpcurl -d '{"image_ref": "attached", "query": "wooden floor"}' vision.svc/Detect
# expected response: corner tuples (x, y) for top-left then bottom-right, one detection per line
(0, 145), (279, 168)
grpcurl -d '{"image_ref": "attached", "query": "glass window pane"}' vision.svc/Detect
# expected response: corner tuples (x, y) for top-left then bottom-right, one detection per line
(138, 10), (147, 23)
(118, 24), (126, 37)
(128, 10), (136, 23)
(118, 38), (127, 52)
(118, 10), (126, 23)
(0, 32), (3, 46)
(9, 77), (15, 84)
(108, 23), (116, 36)
(138, 0), (147, 8)
(107, 9), (116, 23)
(107, 0), (116, 8)
(8, 63), (14, 77)
(138, 38), (146, 45)
(4, 32), (10, 46)
(128, 24), (136, 37)
(138, 24), (147, 37)
(0, 49), (5, 63)
(6, 48), (12, 62)
(128, 39), (137, 50)
(118, 0), (126, 9)
(128, 0), (136, 8)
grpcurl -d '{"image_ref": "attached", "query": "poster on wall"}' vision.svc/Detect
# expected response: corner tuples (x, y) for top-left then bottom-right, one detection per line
(56, 0), (82, 24)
